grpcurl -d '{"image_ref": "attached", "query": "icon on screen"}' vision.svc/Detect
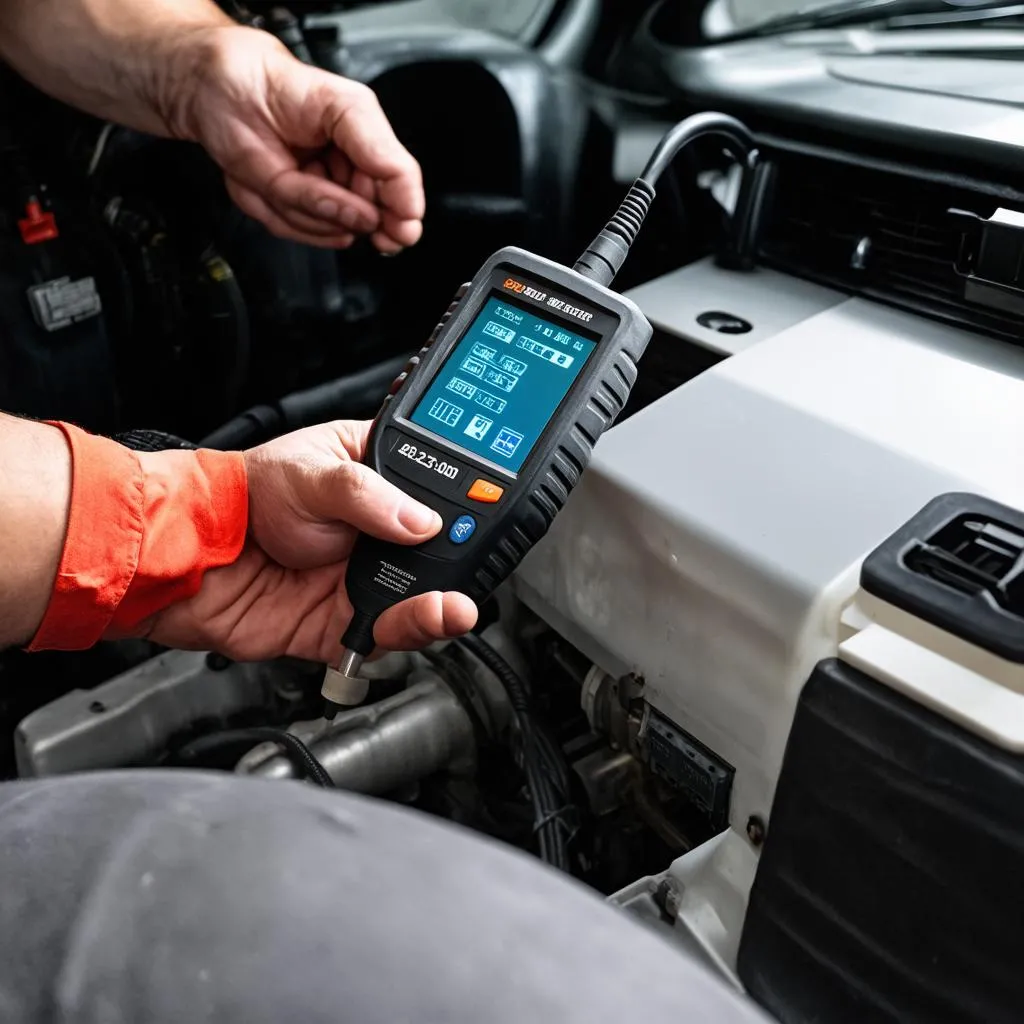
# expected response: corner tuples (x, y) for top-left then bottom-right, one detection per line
(484, 368), (518, 393)
(516, 336), (574, 369)
(474, 390), (507, 414)
(471, 342), (498, 362)
(483, 321), (516, 344)
(494, 305), (523, 326)
(498, 355), (528, 377)
(461, 356), (486, 379)
(427, 398), (464, 428)
(446, 377), (477, 400)
(490, 427), (524, 460)
(463, 414), (493, 441)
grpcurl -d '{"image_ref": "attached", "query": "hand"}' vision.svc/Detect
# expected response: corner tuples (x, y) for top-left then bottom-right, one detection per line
(147, 422), (477, 663)
(166, 25), (424, 253)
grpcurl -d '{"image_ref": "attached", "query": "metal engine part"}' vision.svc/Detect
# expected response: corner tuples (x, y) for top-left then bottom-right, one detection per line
(14, 650), (299, 777)
(236, 674), (476, 795)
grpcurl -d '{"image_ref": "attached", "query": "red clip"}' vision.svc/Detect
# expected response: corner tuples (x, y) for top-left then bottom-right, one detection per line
(18, 199), (58, 245)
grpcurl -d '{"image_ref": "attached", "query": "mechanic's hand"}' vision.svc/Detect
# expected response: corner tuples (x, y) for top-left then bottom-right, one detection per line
(146, 422), (477, 663)
(168, 26), (423, 253)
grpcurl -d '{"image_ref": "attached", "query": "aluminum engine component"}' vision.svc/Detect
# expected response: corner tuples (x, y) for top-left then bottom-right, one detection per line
(236, 676), (476, 794)
(14, 650), (297, 777)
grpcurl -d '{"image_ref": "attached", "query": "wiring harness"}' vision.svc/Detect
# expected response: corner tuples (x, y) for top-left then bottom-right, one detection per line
(458, 633), (578, 872)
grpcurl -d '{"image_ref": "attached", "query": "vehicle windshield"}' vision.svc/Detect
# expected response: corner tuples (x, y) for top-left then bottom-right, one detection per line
(711, 0), (1024, 38)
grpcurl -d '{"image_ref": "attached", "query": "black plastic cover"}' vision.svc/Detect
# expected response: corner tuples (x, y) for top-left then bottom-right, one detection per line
(738, 658), (1024, 1024)
(861, 491), (1024, 663)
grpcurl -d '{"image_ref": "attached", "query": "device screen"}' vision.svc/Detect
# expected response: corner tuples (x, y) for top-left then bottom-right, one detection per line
(408, 294), (599, 474)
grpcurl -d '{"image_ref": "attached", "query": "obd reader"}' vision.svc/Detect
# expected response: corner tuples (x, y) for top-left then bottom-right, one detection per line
(323, 112), (757, 715)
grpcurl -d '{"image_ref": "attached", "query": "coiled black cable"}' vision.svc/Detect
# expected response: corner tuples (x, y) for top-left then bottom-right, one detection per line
(177, 727), (335, 788)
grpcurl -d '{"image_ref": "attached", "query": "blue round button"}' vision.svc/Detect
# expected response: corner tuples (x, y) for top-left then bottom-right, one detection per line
(449, 514), (477, 545)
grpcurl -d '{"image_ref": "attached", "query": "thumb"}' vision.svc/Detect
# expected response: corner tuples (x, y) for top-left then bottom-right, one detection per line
(323, 461), (442, 544)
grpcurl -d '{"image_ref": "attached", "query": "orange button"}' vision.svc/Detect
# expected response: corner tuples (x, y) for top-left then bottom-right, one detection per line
(467, 479), (504, 503)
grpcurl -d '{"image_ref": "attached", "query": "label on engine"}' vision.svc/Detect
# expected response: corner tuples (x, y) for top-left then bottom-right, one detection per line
(27, 276), (103, 332)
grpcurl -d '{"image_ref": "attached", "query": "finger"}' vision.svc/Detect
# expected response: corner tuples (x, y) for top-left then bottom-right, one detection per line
(265, 190), (361, 239)
(327, 149), (355, 189)
(347, 167), (376, 203)
(318, 460), (442, 543)
(324, 419), (373, 461)
(211, 123), (373, 231)
(226, 178), (356, 249)
(324, 80), (426, 222)
(265, 167), (382, 234)
(305, 157), (329, 179)
(372, 230), (405, 256)
(374, 591), (478, 650)
(374, 212), (423, 253)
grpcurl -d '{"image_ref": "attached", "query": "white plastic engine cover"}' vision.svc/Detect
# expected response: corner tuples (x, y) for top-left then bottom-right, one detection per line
(514, 276), (1024, 969)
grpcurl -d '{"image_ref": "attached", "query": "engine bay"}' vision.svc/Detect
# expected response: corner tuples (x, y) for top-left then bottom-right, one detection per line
(5, 2), (1024, 1021)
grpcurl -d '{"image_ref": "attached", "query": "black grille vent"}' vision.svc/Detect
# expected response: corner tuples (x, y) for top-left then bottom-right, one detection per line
(758, 152), (1024, 341)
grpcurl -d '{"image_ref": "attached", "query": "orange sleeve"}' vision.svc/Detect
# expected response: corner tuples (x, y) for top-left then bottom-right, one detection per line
(27, 423), (248, 652)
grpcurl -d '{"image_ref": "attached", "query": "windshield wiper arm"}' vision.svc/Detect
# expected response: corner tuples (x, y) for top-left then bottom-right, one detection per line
(719, 0), (1020, 41)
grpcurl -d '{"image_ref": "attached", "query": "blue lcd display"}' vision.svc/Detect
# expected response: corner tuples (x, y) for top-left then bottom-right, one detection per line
(408, 295), (598, 474)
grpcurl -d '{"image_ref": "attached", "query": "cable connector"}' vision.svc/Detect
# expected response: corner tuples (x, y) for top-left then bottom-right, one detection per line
(18, 198), (58, 245)
(573, 179), (656, 289)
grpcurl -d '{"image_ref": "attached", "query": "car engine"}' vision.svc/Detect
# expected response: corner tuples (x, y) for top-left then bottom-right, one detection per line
(5, 2), (1024, 1022)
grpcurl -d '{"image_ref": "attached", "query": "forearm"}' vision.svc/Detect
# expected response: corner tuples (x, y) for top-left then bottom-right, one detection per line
(0, 0), (234, 137)
(0, 415), (71, 648)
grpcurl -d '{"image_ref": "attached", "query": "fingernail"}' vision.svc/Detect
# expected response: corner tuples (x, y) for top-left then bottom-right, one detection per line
(316, 198), (338, 218)
(399, 500), (441, 534)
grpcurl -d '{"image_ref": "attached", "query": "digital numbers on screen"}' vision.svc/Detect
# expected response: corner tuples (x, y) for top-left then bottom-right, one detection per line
(408, 293), (599, 474)
(397, 441), (461, 480)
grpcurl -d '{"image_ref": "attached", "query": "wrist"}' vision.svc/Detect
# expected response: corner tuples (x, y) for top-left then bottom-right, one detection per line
(27, 430), (248, 653)
(0, 418), (72, 647)
(152, 24), (286, 142)
(104, 447), (248, 640)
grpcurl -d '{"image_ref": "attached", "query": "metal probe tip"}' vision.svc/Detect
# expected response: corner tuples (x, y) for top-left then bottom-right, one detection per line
(339, 649), (365, 678)
(321, 648), (369, 717)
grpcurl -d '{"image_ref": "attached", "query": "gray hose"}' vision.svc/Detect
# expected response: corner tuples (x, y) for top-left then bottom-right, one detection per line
(237, 680), (475, 795)
(200, 352), (410, 450)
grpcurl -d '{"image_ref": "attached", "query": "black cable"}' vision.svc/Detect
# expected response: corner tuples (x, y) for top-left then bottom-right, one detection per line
(199, 353), (410, 450)
(456, 634), (571, 790)
(459, 633), (531, 712)
(457, 633), (578, 871)
(573, 111), (758, 288)
(176, 727), (335, 788)
(640, 111), (755, 186)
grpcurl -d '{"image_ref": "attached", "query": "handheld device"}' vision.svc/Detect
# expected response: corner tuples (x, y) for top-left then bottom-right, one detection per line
(323, 112), (757, 712)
